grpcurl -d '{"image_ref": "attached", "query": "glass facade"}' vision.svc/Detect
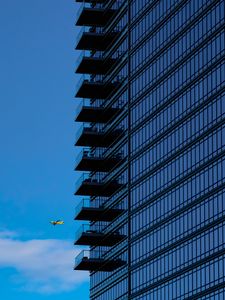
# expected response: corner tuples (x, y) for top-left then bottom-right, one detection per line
(74, 0), (225, 299)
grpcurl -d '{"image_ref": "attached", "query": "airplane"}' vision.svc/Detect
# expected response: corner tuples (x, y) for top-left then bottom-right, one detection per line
(50, 220), (64, 226)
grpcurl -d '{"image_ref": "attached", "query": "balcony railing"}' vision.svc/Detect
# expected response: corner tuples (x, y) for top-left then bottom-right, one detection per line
(74, 224), (126, 246)
(74, 250), (126, 271)
(75, 98), (122, 123)
(74, 148), (124, 171)
(74, 77), (122, 99)
(75, 55), (120, 75)
(74, 173), (125, 197)
(75, 26), (121, 51)
(74, 124), (124, 147)
(74, 198), (124, 221)
(76, 5), (117, 27)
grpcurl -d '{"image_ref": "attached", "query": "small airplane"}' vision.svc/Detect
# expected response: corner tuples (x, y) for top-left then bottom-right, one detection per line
(50, 220), (64, 226)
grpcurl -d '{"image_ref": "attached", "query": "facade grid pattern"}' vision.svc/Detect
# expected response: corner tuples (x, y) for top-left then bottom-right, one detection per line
(73, 0), (225, 299)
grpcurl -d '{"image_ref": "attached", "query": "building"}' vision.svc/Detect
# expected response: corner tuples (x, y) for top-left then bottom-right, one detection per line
(73, 0), (225, 299)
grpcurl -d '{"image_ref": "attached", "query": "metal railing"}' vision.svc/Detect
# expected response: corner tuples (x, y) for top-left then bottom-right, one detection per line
(75, 74), (125, 98)
(75, 123), (112, 144)
(75, 0), (103, 20)
(75, 223), (106, 242)
(75, 23), (122, 49)
(74, 170), (121, 187)
(75, 120), (124, 143)
(81, 74), (125, 85)
(74, 171), (124, 191)
(75, 250), (91, 268)
(74, 147), (95, 167)
(75, 198), (91, 218)
(74, 172), (91, 192)
(75, 97), (124, 121)
(74, 146), (124, 175)
(74, 249), (125, 270)
(74, 197), (106, 217)
(75, 250), (105, 269)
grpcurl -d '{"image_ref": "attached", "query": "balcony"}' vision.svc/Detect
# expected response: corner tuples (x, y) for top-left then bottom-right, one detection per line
(74, 174), (124, 197)
(75, 125), (124, 147)
(75, 99), (122, 123)
(75, 78), (122, 99)
(74, 250), (126, 272)
(75, 149), (123, 172)
(75, 105), (122, 123)
(75, 56), (120, 75)
(75, 27), (120, 51)
(74, 224), (126, 246)
(76, 8), (117, 27)
(74, 199), (124, 221)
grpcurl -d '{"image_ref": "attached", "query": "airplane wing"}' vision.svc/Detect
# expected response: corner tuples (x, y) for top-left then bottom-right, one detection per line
(50, 220), (64, 225)
(56, 221), (64, 225)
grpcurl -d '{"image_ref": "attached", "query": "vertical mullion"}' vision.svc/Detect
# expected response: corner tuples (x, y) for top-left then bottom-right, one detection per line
(127, 0), (132, 299)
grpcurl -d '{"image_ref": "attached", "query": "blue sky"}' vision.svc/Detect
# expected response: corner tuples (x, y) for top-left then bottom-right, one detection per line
(0, 0), (89, 299)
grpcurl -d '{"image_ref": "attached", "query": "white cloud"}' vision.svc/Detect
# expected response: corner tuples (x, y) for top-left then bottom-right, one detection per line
(0, 231), (89, 294)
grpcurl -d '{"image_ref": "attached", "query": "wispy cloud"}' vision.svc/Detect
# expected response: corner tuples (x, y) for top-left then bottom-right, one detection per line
(0, 230), (89, 294)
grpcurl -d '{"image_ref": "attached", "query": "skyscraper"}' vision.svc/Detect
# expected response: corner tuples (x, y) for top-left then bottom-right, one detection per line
(73, 0), (225, 299)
